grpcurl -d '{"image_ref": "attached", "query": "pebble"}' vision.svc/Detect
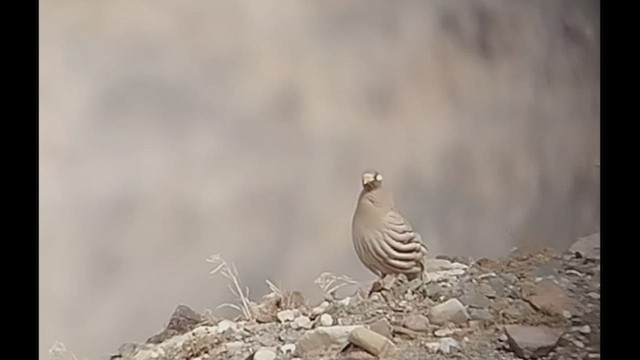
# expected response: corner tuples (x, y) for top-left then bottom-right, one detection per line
(280, 344), (296, 354)
(369, 318), (394, 339)
(479, 272), (497, 279)
(587, 292), (600, 300)
(319, 313), (333, 326)
(296, 325), (364, 355)
(311, 301), (330, 317)
(224, 341), (244, 352)
(565, 270), (583, 277)
(563, 310), (573, 319)
(217, 320), (237, 334)
(253, 347), (277, 360)
(579, 325), (591, 334)
(574, 340), (585, 348)
(277, 310), (296, 323)
(438, 337), (460, 354)
(505, 325), (564, 359)
(527, 279), (575, 316)
(426, 342), (440, 353)
(292, 316), (312, 330)
(338, 297), (352, 307)
(403, 314), (430, 332)
(428, 298), (470, 325)
(434, 328), (455, 337)
(349, 327), (398, 358)
(469, 308), (493, 321)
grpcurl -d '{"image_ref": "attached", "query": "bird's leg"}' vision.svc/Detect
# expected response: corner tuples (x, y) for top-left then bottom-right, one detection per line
(368, 278), (384, 297)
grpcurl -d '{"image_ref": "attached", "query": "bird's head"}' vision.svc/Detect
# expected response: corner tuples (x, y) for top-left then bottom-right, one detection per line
(361, 169), (383, 191)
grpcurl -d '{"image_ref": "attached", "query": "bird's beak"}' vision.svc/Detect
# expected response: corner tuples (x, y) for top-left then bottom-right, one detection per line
(362, 173), (376, 186)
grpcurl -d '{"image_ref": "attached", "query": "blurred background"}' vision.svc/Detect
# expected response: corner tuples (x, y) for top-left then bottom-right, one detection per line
(39, 0), (600, 359)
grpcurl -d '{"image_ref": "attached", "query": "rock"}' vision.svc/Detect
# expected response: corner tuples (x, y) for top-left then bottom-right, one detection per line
(402, 314), (430, 332)
(459, 287), (492, 308)
(292, 316), (312, 330)
(478, 272), (496, 279)
(296, 325), (364, 355)
(280, 344), (296, 354)
(348, 327), (398, 359)
(426, 342), (440, 353)
(563, 310), (572, 319)
(579, 325), (591, 334)
(278, 328), (302, 343)
(438, 337), (460, 354)
(429, 298), (470, 325)
(425, 283), (444, 299)
(224, 341), (244, 352)
(369, 318), (393, 339)
(311, 301), (331, 317)
(338, 297), (352, 307)
(251, 296), (280, 323)
(526, 279), (575, 316)
(469, 308), (493, 321)
(505, 325), (564, 359)
(424, 259), (468, 272)
(565, 269), (583, 277)
(277, 310), (296, 323)
(253, 347), (277, 360)
(426, 269), (467, 282)
(568, 232), (600, 259)
(319, 313), (334, 326)
(146, 304), (204, 344)
(487, 277), (506, 297)
(434, 328), (455, 337)
(587, 292), (600, 300)
(217, 320), (237, 334)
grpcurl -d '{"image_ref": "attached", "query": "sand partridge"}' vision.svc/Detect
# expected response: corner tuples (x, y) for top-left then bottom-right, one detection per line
(351, 169), (427, 279)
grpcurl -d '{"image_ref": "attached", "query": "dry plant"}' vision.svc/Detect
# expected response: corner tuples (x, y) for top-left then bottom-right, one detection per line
(48, 342), (78, 360)
(206, 254), (253, 321)
(314, 272), (360, 300)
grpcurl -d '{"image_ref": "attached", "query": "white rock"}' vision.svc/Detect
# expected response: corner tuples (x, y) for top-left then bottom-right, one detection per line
(277, 310), (296, 323)
(426, 342), (440, 353)
(292, 315), (312, 330)
(565, 270), (583, 277)
(253, 347), (277, 360)
(479, 272), (497, 279)
(216, 320), (237, 334)
(280, 344), (296, 354)
(311, 301), (330, 317)
(428, 298), (470, 325)
(588, 292), (600, 300)
(296, 325), (364, 355)
(319, 313), (333, 326)
(562, 310), (572, 319)
(424, 259), (469, 272)
(434, 328), (455, 337)
(579, 325), (591, 334)
(426, 269), (467, 283)
(224, 341), (244, 352)
(438, 337), (460, 354)
(338, 297), (351, 307)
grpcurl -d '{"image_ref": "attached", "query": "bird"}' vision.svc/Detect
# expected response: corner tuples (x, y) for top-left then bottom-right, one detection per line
(351, 169), (428, 280)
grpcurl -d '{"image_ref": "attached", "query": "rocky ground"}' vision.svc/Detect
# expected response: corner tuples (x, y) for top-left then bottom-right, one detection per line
(106, 233), (600, 360)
